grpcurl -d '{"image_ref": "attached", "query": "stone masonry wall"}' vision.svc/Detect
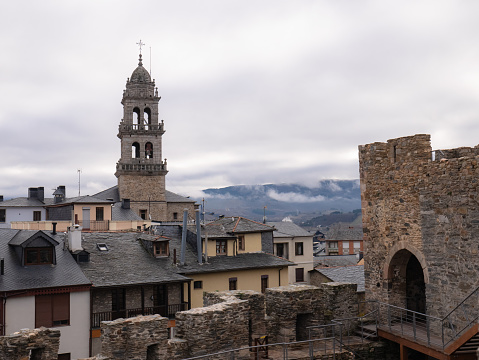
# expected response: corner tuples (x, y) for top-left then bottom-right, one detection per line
(265, 284), (357, 343)
(203, 290), (267, 341)
(99, 315), (169, 360)
(174, 296), (250, 359)
(359, 134), (479, 323)
(0, 328), (60, 360)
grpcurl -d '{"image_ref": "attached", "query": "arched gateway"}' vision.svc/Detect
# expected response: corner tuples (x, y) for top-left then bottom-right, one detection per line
(383, 243), (428, 314)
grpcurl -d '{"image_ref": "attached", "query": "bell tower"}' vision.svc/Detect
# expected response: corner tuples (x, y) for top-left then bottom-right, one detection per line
(115, 51), (168, 221)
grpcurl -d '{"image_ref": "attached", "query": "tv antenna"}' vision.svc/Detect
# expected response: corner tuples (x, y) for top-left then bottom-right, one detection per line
(77, 169), (82, 196)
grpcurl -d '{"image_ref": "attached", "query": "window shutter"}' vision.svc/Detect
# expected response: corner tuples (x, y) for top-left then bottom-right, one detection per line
(35, 295), (53, 327)
(52, 293), (70, 325)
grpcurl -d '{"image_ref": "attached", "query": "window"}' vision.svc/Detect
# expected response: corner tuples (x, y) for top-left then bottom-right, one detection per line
(238, 236), (245, 251)
(353, 241), (361, 254)
(261, 275), (269, 293)
(295, 242), (304, 256)
(194, 281), (203, 289)
(33, 211), (41, 221)
(328, 241), (338, 254)
(111, 288), (126, 320)
(276, 243), (288, 259)
(96, 207), (104, 221)
(216, 240), (227, 255)
(35, 293), (70, 327)
(295, 268), (305, 282)
(58, 354), (71, 360)
(229, 277), (237, 290)
(97, 243), (108, 251)
(140, 209), (147, 220)
(155, 241), (169, 257)
(0, 209), (5, 223)
(173, 212), (178, 220)
(25, 247), (53, 265)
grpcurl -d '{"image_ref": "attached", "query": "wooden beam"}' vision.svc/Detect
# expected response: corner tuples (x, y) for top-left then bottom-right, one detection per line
(444, 323), (479, 355)
(378, 329), (450, 360)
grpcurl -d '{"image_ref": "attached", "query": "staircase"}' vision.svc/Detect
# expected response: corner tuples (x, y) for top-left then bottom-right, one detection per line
(369, 285), (479, 358)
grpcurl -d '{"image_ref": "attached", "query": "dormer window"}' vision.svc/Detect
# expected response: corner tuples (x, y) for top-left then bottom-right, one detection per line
(154, 241), (169, 257)
(25, 247), (53, 265)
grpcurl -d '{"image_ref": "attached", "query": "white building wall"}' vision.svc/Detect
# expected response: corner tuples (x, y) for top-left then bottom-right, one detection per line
(274, 235), (314, 284)
(4, 291), (90, 360)
(0, 206), (47, 228)
(5, 296), (35, 332)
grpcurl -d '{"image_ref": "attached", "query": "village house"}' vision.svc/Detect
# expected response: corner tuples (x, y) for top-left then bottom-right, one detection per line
(267, 220), (314, 284)
(0, 228), (91, 359)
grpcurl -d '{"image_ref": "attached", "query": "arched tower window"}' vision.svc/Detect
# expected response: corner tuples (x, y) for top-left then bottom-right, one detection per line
(145, 142), (153, 159)
(132, 142), (140, 158)
(132, 107), (140, 128)
(144, 107), (151, 130)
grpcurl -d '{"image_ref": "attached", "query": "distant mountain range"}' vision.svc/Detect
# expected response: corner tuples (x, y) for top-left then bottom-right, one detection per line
(195, 180), (361, 222)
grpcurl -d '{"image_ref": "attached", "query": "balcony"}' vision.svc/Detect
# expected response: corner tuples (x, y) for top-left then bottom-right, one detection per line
(77, 220), (109, 231)
(118, 123), (165, 136)
(91, 303), (188, 328)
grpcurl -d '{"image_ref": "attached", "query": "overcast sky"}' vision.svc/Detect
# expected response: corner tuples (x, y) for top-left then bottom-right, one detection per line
(2, 0), (479, 199)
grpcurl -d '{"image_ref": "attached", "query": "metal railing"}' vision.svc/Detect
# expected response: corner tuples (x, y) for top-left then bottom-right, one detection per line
(91, 302), (188, 328)
(180, 337), (346, 360)
(368, 287), (479, 351)
(441, 285), (479, 348)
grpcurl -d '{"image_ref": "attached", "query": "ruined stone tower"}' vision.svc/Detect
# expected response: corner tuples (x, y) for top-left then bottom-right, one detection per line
(115, 53), (168, 221)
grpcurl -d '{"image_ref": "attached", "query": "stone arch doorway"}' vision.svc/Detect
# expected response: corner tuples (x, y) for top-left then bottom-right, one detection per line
(385, 245), (428, 314)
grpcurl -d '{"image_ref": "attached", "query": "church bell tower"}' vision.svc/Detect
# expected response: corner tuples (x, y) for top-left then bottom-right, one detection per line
(115, 51), (168, 221)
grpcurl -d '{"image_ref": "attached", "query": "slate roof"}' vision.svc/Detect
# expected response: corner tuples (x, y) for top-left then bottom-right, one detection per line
(0, 229), (90, 292)
(314, 255), (360, 267)
(324, 223), (363, 241)
(204, 217), (274, 238)
(48, 195), (113, 206)
(93, 185), (196, 204)
(314, 265), (365, 292)
(0, 197), (54, 207)
(111, 202), (143, 221)
(267, 221), (312, 238)
(78, 232), (190, 288)
(153, 225), (293, 275)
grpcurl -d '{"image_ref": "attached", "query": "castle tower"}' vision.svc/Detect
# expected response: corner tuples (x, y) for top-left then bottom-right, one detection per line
(115, 53), (168, 221)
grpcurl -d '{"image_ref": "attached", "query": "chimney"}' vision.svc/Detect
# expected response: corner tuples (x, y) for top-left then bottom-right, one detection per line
(54, 185), (66, 204)
(68, 225), (83, 252)
(180, 209), (188, 265)
(195, 209), (202, 264)
(28, 187), (38, 199)
(122, 198), (130, 209)
(52, 222), (57, 236)
(37, 187), (44, 202)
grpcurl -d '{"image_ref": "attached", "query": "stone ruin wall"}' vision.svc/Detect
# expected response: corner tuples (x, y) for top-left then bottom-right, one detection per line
(0, 328), (60, 360)
(76, 283), (358, 360)
(359, 133), (479, 318)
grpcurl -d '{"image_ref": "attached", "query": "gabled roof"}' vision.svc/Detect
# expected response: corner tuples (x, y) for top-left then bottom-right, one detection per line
(267, 221), (312, 238)
(313, 265), (365, 292)
(205, 217), (274, 238)
(0, 229), (90, 292)
(8, 230), (58, 247)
